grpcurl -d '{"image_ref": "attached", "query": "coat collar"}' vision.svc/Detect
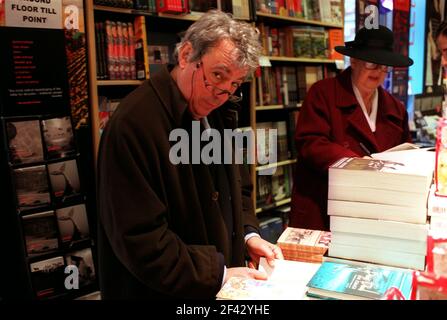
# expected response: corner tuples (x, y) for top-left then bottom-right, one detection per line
(149, 65), (189, 127)
(334, 67), (405, 152)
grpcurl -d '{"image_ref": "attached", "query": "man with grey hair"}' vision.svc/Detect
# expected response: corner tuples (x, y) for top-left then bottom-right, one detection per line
(97, 10), (283, 299)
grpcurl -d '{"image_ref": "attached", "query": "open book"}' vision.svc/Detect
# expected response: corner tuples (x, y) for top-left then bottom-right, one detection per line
(216, 258), (321, 300)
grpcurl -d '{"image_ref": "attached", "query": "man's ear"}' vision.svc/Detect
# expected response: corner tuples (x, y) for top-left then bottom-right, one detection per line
(178, 42), (193, 69)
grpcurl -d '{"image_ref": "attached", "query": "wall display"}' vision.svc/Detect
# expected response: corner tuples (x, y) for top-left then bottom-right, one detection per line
(6, 119), (44, 165)
(65, 248), (96, 288)
(41, 116), (76, 159)
(13, 165), (51, 211)
(56, 204), (90, 246)
(0, 27), (69, 116)
(22, 211), (59, 256)
(47, 159), (81, 202)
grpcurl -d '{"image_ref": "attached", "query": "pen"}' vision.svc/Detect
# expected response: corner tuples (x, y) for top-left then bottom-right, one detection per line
(359, 142), (371, 156)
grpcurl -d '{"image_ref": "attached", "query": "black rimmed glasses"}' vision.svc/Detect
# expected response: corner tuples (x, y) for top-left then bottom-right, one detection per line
(364, 62), (393, 73)
(197, 61), (243, 103)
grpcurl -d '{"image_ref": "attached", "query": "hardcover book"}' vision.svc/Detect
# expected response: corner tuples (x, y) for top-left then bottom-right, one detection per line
(6, 120), (44, 164)
(22, 211), (59, 256)
(56, 204), (90, 246)
(306, 259), (413, 300)
(48, 160), (81, 202)
(41, 116), (76, 159)
(13, 165), (51, 211)
(329, 151), (434, 194)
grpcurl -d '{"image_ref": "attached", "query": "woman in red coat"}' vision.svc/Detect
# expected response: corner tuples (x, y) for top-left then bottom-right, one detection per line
(290, 26), (413, 231)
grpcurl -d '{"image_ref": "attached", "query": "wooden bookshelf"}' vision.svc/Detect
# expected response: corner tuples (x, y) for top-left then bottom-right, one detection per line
(268, 56), (338, 64)
(94, 5), (134, 14)
(94, 5), (202, 21)
(256, 105), (284, 111)
(256, 159), (297, 172)
(255, 198), (292, 214)
(256, 12), (343, 28)
(97, 80), (144, 86)
(256, 103), (302, 111)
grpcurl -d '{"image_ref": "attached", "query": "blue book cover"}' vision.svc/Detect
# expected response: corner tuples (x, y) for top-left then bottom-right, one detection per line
(307, 260), (413, 300)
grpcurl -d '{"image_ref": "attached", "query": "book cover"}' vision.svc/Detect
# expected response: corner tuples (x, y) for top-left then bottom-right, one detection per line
(6, 120), (44, 165)
(41, 116), (76, 159)
(6, 120), (43, 164)
(22, 211), (59, 256)
(65, 248), (96, 287)
(13, 165), (51, 211)
(56, 204), (90, 246)
(307, 260), (413, 300)
(30, 256), (66, 299)
(277, 227), (331, 255)
(48, 159), (81, 202)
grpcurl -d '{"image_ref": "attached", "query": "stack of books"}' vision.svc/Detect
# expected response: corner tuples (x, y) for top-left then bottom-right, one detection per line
(327, 148), (435, 270)
(277, 227), (331, 263)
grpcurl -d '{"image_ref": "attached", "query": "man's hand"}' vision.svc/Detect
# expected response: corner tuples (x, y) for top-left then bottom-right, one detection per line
(246, 236), (284, 268)
(224, 267), (267, 284)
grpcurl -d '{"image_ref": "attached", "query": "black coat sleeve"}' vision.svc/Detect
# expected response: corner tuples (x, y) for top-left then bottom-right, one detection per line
(98, 114), (224, 299)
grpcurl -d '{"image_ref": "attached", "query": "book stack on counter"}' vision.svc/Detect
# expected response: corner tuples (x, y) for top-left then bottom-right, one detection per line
(327, 148), (435, 271)
(277, 227), (331, 263)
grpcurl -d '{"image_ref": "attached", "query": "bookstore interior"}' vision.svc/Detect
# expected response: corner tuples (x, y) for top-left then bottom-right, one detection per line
(1, 0), (447, 302)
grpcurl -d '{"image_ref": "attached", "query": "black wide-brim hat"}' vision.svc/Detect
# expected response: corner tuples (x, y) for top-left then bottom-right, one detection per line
(335, 25), (413, 67)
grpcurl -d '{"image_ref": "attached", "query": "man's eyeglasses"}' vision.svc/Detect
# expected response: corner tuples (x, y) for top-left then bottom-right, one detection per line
(197, 61), (243, 103)
(364, 62), (393, 73)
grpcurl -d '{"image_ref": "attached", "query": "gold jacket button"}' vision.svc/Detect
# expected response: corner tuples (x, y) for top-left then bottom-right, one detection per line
(211, 191), (219, 201)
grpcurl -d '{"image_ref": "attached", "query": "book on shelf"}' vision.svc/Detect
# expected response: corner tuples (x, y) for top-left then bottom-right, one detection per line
(134, 15), (149, 80)
(306, 258), (413, 300)
(216, 257), (321, 300)
(277, 227), (331, 263)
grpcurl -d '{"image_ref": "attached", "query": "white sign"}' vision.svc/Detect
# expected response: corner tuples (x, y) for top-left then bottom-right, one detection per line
(6, 0), (62, 29)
